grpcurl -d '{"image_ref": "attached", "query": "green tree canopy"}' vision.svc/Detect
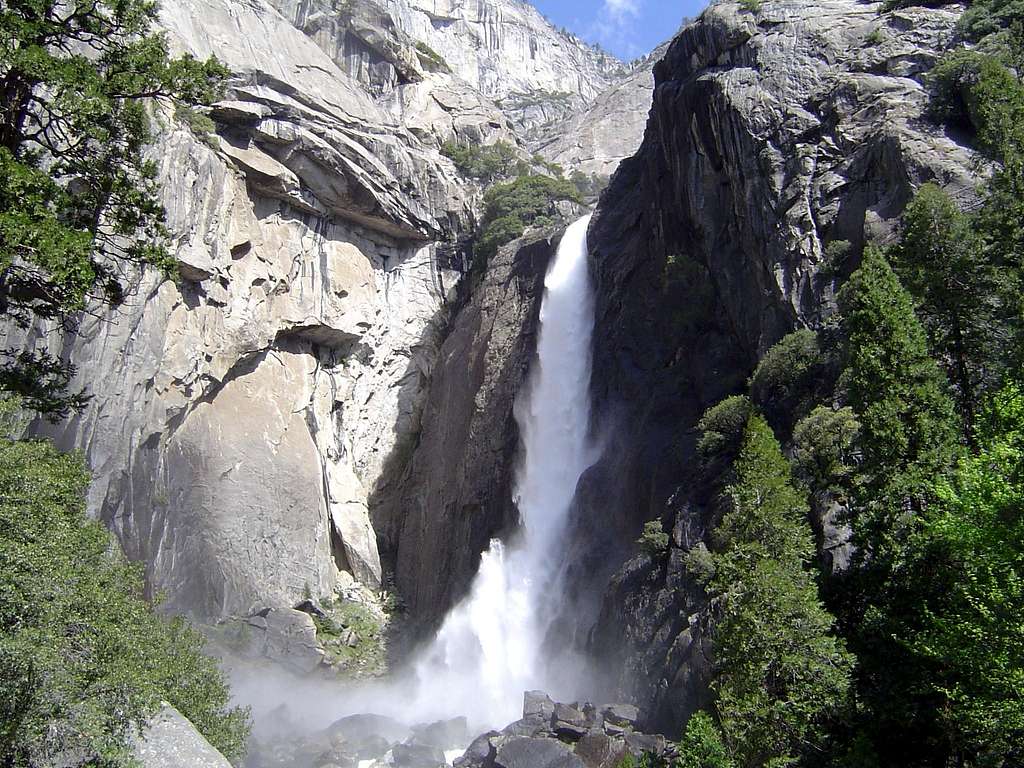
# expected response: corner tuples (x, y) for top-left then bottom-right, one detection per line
(707, 415), (852, 768)
(0, 0), (227, 416)
(0, 426), (249, 765)
(902, 381), (1024, 766)
(892, 183), (1005, 441)
(837, 245), (958, 554)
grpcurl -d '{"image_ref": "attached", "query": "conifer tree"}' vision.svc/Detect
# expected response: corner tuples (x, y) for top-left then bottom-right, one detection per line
(893, 184), (1003, 443)
(0, 0), (227, 416)
(706, 414), (851, 768)
(837, 245), (958, 557)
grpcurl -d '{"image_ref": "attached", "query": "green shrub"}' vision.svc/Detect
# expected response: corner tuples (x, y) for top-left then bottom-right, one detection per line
(697, 395), (754, 461)
(749, 329), (823, 418)
(676, 712), (734, 768)
(738, 0), (762, 13)
(313, 600), (387, 677)
(475, 174), (581, 260)
(682, 542), (716, 586)
(0, 438), (250, 765)
(174, 103), (217, 147)
(414, 41), (449, 72)
(638, 520), (670, 556)
(440, 140), (518, 182)
(791, 406), (861, 495)
(958, 0), (1024, 43)
(928, 50), (1024, 158)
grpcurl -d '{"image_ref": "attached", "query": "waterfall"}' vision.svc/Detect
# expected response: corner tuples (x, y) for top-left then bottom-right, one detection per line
(410, 214), (598, 729)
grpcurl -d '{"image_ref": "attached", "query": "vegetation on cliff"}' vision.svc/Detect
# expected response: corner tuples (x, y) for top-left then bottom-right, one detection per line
(440, 140), (585, 260)
(0, 0), (226, 418)
(0, 416), (250, 766)
(0, 0), (243, 762)
(664, 8), (1024, 767)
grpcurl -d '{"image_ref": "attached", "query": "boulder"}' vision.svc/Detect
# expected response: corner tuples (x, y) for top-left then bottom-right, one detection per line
(494, 738), (582, 768)
(393, 742), (447, 768)
(251, 608), (325, 674)
(327, 713), (409, 746)
(623, 732), (665, 757)
(453, 731), (500, 768)
(500, 716), (549, 739)
(599, 705), (638, 729)
(574, 733), (629, 768)
(411, 717), (470, 749)
(551, 704), (588, 742)
(131, 704), (233, 768)
(523, 691), (556, 720)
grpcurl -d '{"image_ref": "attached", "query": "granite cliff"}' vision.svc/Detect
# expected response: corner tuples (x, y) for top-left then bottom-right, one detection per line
(1, 0), (990, 743)
(581, 0), (978, 730)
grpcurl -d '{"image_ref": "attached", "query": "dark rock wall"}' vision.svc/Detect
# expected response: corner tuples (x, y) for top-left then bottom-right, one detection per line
(372, 232), (559, 637)
(576, 0), (977, 730)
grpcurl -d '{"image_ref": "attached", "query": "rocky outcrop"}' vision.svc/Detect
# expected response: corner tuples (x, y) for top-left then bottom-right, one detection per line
(532, 45), (669, 177)
(246, 691), (667, 768)
(372, 229), (563, 634)
(578, 0), (977, 730)
(133, 704), (234, 768)
(5, 0), (489, 620)
(264, 0), (626, 139)
(455, 692), (669, 768)
(369, 0), (626, 132)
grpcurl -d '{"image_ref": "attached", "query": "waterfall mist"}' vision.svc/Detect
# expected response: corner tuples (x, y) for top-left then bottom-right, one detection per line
(408, 213), (599, 728)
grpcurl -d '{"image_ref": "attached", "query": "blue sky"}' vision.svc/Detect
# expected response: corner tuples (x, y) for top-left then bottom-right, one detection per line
(531, 0), (711, 61)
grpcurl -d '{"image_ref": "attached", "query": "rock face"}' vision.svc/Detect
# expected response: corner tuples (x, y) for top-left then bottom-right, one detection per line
(0, 0), (642, 626)
(372, 229), (560, 632)
(264, 0), (626, 136)
(532, 45), (668, 178)
(5, 0), (484, 620)
(579, 0), (977, 730)
(133, 704), (234, 768)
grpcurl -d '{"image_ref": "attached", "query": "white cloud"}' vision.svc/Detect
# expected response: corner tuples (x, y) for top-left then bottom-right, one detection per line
(586, 0), (644, 59)
(604, 0), (641, 20)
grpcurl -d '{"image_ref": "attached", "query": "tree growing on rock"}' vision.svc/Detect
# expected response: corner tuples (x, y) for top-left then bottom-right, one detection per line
(701, 414), (852, 768)
(0, 0), (227, 416)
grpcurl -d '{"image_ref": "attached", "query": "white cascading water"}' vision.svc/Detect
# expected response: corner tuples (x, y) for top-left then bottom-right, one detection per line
(409, 214), (598, 729)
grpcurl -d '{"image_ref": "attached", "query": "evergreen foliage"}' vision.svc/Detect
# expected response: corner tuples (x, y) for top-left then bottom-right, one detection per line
(892, 183), (1003, 441)
(837, 245), (958, 550)
(0, 431), (250, 765)
(676, 712), (735, 768)
(440, 140), (518, 183)
(791, 406), (860, 497)
(0, 0), (227, 416)
(748, 329), (826, 430)
(707, 416), (852, 768)
(696, 395), (754, 462)
(638, 519), (670, 556)
(476, 174), (581, 260)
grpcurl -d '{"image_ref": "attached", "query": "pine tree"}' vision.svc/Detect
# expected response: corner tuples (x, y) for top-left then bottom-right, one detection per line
(834, 248), (960, 765)
(837, 245), (959, 557)
(708, 415), (852, 768)
(0, 0), (227, 416)
(893, 184), (1004, 443)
